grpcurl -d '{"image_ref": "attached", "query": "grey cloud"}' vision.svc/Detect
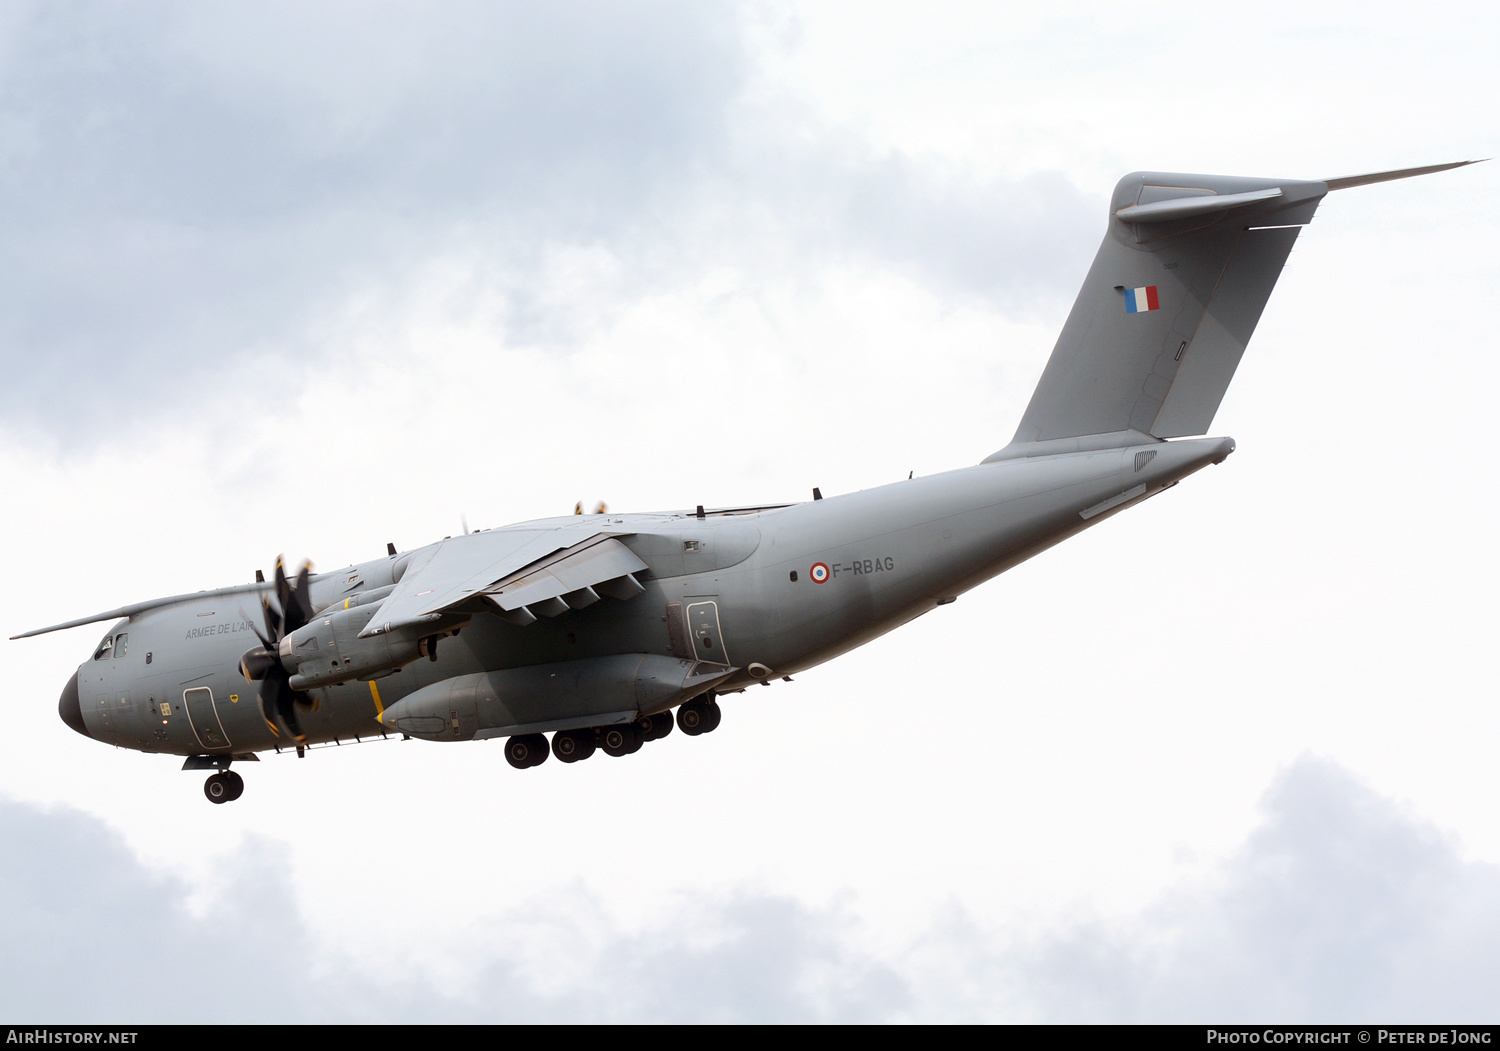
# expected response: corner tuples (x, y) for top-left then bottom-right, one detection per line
(955, 758), (1500, 1022)
(0, 798), (903, 1022)
(0, 2), (1094, 444)
(0, 800), (315, 1022)
(0, 2), (746, 437)
(5, 757), (1500, 1021)
(463, 893), (910, 1024)
(757, 143), (1097, 310)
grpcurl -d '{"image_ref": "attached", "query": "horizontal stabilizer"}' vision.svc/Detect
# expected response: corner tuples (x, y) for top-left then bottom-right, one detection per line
(1323, 159), (1484, 192)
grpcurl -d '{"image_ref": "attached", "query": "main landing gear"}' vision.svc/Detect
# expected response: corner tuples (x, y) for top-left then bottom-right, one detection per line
(676, 695), (722, 736)
(204, 770), (244, 804)
(551, 728), (597, 763)
(506, 693), (721, 770)
(504, 733), (550, 769)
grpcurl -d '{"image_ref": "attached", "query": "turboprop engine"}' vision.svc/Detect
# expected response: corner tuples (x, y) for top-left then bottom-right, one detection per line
(379, 653), (738, 742)
(279, 587), (470, 691)
(241, 583), (469, 694)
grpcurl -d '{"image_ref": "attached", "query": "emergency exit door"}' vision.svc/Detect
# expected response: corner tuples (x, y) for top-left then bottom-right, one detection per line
(685, 599), (729, 665)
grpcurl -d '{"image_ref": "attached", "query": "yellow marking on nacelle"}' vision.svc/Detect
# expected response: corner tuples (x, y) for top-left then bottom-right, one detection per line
(369, 679), (385, 721)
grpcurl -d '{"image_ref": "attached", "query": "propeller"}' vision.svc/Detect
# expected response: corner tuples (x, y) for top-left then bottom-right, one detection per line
(238, 558), (316, 743)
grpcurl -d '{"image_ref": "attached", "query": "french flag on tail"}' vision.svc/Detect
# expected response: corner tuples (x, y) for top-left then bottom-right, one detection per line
(1125, 286), (1160, 313)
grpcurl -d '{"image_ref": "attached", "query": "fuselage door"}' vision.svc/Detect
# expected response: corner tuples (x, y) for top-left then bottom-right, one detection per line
(183, 686), (232, 750)
(685, 599), (729, 665)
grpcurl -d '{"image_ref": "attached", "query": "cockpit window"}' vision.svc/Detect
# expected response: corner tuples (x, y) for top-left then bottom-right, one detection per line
(92, 635), (113, 661)
(113, 634), (128, 658)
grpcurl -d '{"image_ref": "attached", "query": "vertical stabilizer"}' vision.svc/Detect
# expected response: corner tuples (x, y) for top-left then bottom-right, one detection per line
(986, 161), (1480, 462)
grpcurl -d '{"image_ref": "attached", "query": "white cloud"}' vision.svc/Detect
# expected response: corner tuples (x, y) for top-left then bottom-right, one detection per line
(0, 1), (1094, 443)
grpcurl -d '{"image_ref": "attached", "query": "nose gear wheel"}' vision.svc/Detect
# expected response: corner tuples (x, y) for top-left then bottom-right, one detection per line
(203, 770), (244, 804)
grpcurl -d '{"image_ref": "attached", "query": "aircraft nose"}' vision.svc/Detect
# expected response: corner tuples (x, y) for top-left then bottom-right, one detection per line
(58, 671), (88, 737)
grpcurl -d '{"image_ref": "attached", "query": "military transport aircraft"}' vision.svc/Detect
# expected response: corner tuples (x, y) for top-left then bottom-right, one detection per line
(15, 161), (1479, 803)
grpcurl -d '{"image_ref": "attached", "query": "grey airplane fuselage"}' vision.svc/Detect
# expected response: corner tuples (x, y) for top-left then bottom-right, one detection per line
(68, 435), (1232, 757)
(51, 161), (1477, 772)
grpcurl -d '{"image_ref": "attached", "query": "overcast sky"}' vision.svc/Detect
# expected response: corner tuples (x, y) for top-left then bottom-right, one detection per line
(1, 0), (1496, 1022)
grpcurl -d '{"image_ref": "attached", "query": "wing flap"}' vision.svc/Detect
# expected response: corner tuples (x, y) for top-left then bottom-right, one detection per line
(360, 529), (649, 637)
(484, 536), (649, 615)
(360, 528), (566, 637)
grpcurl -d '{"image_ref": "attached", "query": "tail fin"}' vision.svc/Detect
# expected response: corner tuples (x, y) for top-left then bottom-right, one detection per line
(988, 161), (1480, 461)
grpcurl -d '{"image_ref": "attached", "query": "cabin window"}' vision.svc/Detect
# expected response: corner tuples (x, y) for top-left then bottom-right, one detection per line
(92, 635), (113, 661)
(113, 634), (128, 658)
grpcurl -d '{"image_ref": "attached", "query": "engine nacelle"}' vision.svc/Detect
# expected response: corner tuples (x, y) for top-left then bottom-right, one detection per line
(280, 599), (468, 691)
(379, 654), (737, 741)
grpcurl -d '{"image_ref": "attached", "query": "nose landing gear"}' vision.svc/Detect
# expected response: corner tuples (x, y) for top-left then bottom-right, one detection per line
(184, 754), (253, 804)
(203, 770), (244, 804)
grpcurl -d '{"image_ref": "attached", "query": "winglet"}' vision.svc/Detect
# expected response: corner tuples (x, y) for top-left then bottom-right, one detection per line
(1323, 159), (1485, 191)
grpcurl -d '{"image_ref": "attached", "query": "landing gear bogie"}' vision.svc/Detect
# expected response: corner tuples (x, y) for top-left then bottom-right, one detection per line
(504, 733), (550, 769)
(552, 728), (597, 763)
(600, 723), (643, 757)
(677, 695), (722, 736)
(637, 712), (674, 741)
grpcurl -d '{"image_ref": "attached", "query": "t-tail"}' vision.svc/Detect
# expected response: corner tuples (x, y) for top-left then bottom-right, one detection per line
(986, 160), (1482, 463)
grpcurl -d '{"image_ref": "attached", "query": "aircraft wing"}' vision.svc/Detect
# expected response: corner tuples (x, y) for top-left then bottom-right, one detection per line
(360, 526), (648, 637)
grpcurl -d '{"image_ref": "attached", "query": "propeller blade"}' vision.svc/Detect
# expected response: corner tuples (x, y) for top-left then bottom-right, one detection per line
(262, 594), (281, 642)
(275, 558), (314, 636)
(255, 556), (317, 743)
(279, 687), (308, 741)
(258, 677), (284, 738)
(292, 563), (313, 623)
(258, 673), (308, 743)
